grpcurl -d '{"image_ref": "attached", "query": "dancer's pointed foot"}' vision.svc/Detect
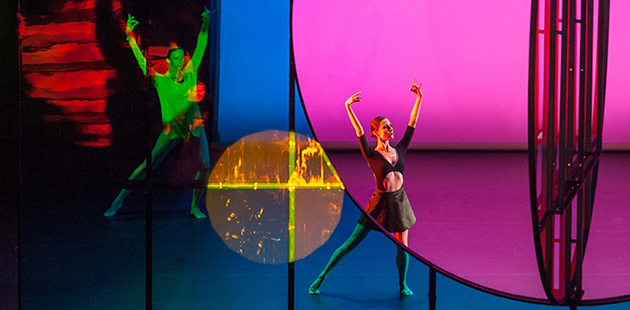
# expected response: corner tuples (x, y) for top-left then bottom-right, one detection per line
(400, 284), (413, 296)
(190, 206), (207, 219)
(104, 201), (121, 217)
(308, 276), (324, 295)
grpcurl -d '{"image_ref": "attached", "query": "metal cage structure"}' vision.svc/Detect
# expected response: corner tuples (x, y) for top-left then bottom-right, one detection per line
(528, 0), (610, 306)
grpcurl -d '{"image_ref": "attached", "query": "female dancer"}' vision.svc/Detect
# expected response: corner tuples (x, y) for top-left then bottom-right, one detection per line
(104, 7), (211, 218)
(309, 79), (423, 296)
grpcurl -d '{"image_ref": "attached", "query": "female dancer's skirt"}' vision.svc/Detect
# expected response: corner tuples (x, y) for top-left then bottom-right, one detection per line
(357, 186), (416, 232)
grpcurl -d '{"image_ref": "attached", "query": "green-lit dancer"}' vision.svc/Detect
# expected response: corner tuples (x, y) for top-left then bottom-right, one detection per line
(104, 7), (212, 218)
(309, 79), (423, 296)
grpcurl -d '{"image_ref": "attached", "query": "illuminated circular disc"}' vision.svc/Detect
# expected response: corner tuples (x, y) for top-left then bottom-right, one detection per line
(206, 130), (344, 264)
(293, 0), (630, 305)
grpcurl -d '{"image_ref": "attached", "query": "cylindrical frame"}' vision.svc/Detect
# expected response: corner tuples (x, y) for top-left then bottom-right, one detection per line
(528, 0), (610, 305)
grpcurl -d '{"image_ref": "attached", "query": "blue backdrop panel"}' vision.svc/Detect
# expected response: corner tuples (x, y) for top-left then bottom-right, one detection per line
(218, 0), (310, 142)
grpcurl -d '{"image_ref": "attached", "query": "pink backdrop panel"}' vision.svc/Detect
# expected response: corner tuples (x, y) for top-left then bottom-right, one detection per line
(293, 0), (629, 145)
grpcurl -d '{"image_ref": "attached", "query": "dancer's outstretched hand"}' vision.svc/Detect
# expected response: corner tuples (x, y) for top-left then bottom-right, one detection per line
(409, 78), (423, 97)
(126, 14), (139, 34)
(202, 5), (212, 20)
(201, 5), (212, 29)
(345, 91), (362, 106)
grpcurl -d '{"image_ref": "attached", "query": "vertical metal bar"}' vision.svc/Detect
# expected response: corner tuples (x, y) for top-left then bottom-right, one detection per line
(145, 171), (153, 310)
(429, 267), (437, 310)
(584, 0), (594, 155)
(288, 131), (296, 310)
(563, 0), (578, 300)
(564, 200), (571, 299)
(558, 0), (570, 216)
(546, 221), (554, 293)
(595, 0), (610, 153)
(566, 0), (577, 185)
(142, 1), (152, 308)
(574, 0), (592, 182)
(590, 0), (609, 233)
(572, 0), (586, 303)
(532, 1), (540, 195)
(585, 163), (597, 237)
(543, 0), (558, 293)
(15, 1), (23, 309)
(584, 0), (594, 157)
(288, 1), (296, 309)
(212, 0), (222, 143)
(544, 0), (556, 215)
(575, 185), (584, 300)
(559, 0), (570, 299)
(544, 0), (556, 288)
(288, 0), (296, 143)
(12, 1), (22, 309)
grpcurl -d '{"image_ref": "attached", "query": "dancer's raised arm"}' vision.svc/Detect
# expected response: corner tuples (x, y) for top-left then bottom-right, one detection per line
(124, 14), (147, 76)
(408, 78), (423, 128)
(190, 6), (211, 72)
(345, 91), (364, 137)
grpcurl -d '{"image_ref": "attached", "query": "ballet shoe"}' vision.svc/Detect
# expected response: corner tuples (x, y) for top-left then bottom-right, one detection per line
(400, 287), (413, 296)
(190, 206), (207, 219)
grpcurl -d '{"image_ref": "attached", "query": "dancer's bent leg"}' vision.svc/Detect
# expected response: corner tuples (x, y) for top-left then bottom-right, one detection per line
(308, 223), (370, 295)
(190, 130), (210, 218)
(395, 230), (412, 296)
(104, 131), (181, 217)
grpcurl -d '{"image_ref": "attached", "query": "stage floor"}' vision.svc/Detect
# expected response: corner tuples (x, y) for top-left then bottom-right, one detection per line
(328, 150), (630, 303)
(15, 151), (630, 309)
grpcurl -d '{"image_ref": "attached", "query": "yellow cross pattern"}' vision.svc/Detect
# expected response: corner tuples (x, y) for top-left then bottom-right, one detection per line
(206, 130), (344, 264)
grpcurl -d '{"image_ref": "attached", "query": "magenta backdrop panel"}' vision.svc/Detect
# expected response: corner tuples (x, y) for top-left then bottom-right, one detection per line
(293, 1), (630, 145)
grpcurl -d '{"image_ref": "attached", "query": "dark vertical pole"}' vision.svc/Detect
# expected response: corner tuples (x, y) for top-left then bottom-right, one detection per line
(575, 184), (584, 299)
(527, 0), (539, 201)
(4, 1), (21, 309)
(543, 0), (554, 214)
(428, 267), (437, 310)
(565, 0), (579, 299)
(584, 0), (594, 155)
(289, 7), (295, 139)
(590, 0), (609, 229)
(141, 1), (152, 309)
(595, 0), (610, 144)
(565, 0), (577, 186)
(566, 1), (580, 298)
(288, 1), (296, 310)
(212, 0), (222, 143)
(17, 3), (23, 309)
(557, 0), (569, 218)
(558, 0), (571, 296)
(544, 0), (557, 289)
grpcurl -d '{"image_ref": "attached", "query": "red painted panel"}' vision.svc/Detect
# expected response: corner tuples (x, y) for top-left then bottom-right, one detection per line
(22, 42), (105, 65)
(29, 85), (110, 100)
(79, 123), (112, 136)
(22, 21), (96, 48)
(25, 70), (114, 92)
(48, 100), (107, 113)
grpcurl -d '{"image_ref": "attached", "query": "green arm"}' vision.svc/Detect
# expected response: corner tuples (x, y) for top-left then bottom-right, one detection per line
(190, 7), (212, 72)
(125, 14), (147, 76)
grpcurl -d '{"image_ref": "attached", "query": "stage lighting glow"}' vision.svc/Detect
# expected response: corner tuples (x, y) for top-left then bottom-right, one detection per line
(206, 130), (344, 264)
